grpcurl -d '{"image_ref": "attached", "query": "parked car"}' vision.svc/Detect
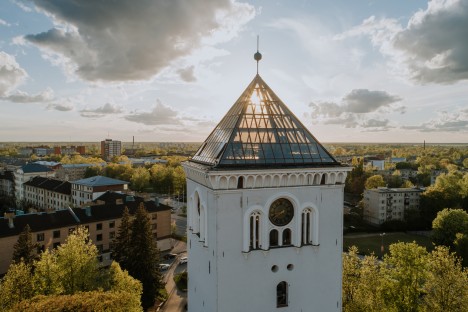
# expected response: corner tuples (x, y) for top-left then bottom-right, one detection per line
(179, 256), (188, 264)
(163, 253), (177, 260)
(159, 264), (170, 271)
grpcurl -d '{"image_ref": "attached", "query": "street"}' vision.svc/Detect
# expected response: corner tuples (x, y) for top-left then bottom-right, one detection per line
(158, 241), (187, 312)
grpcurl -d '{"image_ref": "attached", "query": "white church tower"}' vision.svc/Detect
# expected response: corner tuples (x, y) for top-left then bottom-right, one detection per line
(183, 49), (351, 312)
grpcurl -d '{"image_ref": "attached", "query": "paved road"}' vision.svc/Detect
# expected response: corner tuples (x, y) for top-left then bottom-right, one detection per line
(172, 215), (187, 236)
(159, 241), (187, 312)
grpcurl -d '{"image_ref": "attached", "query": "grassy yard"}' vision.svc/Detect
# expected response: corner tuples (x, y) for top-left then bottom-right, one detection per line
(343, 232), (434, 257)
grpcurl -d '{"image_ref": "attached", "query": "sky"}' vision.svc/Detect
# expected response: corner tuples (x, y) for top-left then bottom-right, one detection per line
(0, 0), (467, 143)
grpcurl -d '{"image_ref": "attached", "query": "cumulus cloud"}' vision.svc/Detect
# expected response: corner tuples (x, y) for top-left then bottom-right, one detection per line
(0, 51), (27, 96)
(4, 87), (54, 103)
(125, 101), (182, 126)
(310, 89), (401, 117)
(177, 66), (196, 82)
(47, 102), (73, 111)
(80, 103), (123, 118)
(309, 89), (402, 130)
(21, 0), (255, 82)
(402, 108), (468, 132)
(338, 0), (468, 84)
(344, 89), (401, 113)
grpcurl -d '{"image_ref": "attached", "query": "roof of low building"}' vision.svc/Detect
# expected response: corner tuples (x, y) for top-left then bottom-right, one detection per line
(23, 176), (71, 195)
(20, 163), (53, 174)
(0, 192), (170, 238)
(72, 175), (129, 186)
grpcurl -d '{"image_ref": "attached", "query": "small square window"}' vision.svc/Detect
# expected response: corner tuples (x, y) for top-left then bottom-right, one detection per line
(37, 233), (45, 242)
(53, 242), (60, 249)
(152, 213), (157, 220)
(96, 223), (102, 231)
(109, 231), (115, 239)
(152, 223), (157, 230)
(97, 234), (102, 241)
(53, 230), (60, 239)
(109, 221), (115, 229)
(96, 244), (103, 252)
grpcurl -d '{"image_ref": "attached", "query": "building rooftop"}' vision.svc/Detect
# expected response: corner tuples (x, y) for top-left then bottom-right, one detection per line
(0, 192), (170, 238)
(19, 163), (53, 174)
(23, 176), (71, 195)
(72, 175), (129, 186)
(189, 74), (339, 169)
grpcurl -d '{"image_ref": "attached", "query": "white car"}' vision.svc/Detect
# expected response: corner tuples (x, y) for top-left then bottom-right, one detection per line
(159, 263), (170, 271)
(179, 256), (188, 264)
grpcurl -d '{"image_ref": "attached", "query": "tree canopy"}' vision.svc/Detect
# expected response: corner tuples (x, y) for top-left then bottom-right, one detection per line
(0, 227), (143, 311)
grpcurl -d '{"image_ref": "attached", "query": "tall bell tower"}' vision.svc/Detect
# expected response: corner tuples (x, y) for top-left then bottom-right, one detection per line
(183, 49), (351, 312)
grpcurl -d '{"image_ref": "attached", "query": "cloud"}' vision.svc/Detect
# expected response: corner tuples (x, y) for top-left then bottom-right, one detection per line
(12, 0), (33, 12)
(0, 51), (27, 96)
(22, 0), (255, 82)
(47, 102), (73, 111)
(309, 89), (402, 130)
(4, 87), (54, 103)
(80, 103), (123, 118)
(393, 0), (468, 83)
(310, 89), (401, 117)
(402, 108), (468, 132)
(0, 19), (10, 27)
(177, 66), (196, 82)
(343, 89), (401, 113)
(125, 101), (182, 126)
(338, 0), (468, 84)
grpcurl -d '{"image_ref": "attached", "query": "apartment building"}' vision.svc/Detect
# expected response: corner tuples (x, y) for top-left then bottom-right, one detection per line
(363, 187), (423, 225)
(23, 177), (71, 211)
(0, 169), (14, 197)
(71, 176), (128, 207)
(0, 192), (172, 275)
(101, 139), (122, 161)
(55, 163), (105, 181)
(14, 163), (55, 203)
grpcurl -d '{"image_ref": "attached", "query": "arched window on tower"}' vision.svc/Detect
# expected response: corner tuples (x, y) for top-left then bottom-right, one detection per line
(282, 228), (291, 246)
(249, 211), (261, 250)
(193, 192), (201, 236)
(269, 229), (279, 247)
(277, 281), (288, 307)
(301, 208), (317, 245)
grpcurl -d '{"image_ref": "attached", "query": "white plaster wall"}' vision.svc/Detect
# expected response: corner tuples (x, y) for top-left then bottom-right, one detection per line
(187, 174), (344, 312)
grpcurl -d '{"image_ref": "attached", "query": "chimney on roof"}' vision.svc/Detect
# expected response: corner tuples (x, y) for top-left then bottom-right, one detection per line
(4, 211), (15, 228)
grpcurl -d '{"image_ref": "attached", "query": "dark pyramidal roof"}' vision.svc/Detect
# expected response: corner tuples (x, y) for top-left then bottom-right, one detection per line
(190, 74), (339, 168)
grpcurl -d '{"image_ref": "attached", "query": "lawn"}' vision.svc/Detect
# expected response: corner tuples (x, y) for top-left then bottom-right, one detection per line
(343, 232), (434, 257)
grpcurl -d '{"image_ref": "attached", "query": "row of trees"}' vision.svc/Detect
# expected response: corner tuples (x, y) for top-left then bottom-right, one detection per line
(343, 242), (468, 311)
(84, 158), (186, 193)
(0, 227), (142, 311)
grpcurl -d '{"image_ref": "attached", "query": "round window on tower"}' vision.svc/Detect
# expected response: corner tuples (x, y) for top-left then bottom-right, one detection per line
(268, 198), (294, 226)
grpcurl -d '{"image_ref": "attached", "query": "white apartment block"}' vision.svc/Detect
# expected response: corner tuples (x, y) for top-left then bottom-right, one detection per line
(23, 177), (71, 211)
(363, 187), (423, 225)
(14, 163), (55, 203)
(71, 176), (128, 207)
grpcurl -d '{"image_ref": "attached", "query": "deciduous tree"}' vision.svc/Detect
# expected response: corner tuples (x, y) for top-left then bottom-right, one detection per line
(432, 208), (468, 248)
(365, 175), (385, 190)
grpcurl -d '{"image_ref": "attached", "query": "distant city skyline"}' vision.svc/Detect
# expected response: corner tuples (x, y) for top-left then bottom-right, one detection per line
(0, 0), (467, 143)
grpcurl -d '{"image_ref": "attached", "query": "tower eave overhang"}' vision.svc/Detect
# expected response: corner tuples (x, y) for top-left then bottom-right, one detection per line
(183, 160), (352, 191)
